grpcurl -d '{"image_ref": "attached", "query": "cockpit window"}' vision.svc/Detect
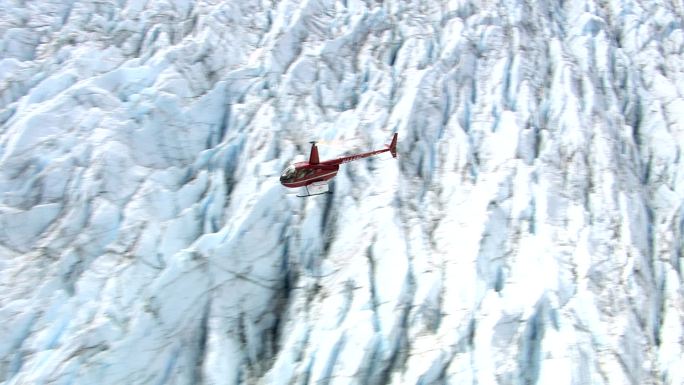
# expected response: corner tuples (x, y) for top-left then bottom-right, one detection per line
(280, 165), (297, 182)
(280, 165), (315, 183)
(296, 168), (313, 179)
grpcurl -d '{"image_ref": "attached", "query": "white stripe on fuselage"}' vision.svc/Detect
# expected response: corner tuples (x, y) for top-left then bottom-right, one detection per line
(293, 171), (336, 185)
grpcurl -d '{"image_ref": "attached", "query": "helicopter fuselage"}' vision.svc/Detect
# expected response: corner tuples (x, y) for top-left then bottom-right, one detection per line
(279, 162), (339, 188)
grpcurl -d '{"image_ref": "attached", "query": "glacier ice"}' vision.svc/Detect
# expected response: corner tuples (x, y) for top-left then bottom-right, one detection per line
(1, 0), (683, 384)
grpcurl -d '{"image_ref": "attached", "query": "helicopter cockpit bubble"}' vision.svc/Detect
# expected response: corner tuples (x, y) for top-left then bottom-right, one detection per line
(280, 165), (297, 183)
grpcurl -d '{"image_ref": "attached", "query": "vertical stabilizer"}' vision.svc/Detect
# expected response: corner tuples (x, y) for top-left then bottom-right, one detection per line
(309, 141), (320, 165)
(388, 133), (398, 158)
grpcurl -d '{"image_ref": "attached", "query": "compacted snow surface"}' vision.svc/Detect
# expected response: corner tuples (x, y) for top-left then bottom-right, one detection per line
(1, 0), (684, 384)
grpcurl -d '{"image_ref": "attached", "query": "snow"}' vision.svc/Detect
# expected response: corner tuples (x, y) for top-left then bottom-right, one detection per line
(1, 0), (684, 384)
(0, 203), (62, 251)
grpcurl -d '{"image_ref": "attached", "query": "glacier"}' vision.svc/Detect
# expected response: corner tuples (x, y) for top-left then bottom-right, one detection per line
(1, 0), (683, 384)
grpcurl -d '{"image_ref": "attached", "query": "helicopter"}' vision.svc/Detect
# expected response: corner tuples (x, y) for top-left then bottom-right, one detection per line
(280, 133), (398, 197)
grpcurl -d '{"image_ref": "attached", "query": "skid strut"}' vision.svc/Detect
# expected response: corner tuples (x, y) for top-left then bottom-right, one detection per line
(297, 182), (332, 198)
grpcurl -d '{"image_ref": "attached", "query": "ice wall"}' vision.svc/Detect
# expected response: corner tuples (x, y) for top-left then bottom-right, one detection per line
(1, 0), (683, 384)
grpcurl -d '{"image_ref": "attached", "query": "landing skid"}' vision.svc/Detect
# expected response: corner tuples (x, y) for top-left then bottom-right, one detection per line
(297, 182), (331, 198)
(297, 191), (332, 198)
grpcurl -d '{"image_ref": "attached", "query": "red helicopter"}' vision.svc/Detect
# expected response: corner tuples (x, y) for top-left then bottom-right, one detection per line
(280, 133), (398, 197)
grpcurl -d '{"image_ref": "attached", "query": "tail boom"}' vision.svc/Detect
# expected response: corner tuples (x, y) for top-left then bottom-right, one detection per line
(319, 133), (398, 166)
